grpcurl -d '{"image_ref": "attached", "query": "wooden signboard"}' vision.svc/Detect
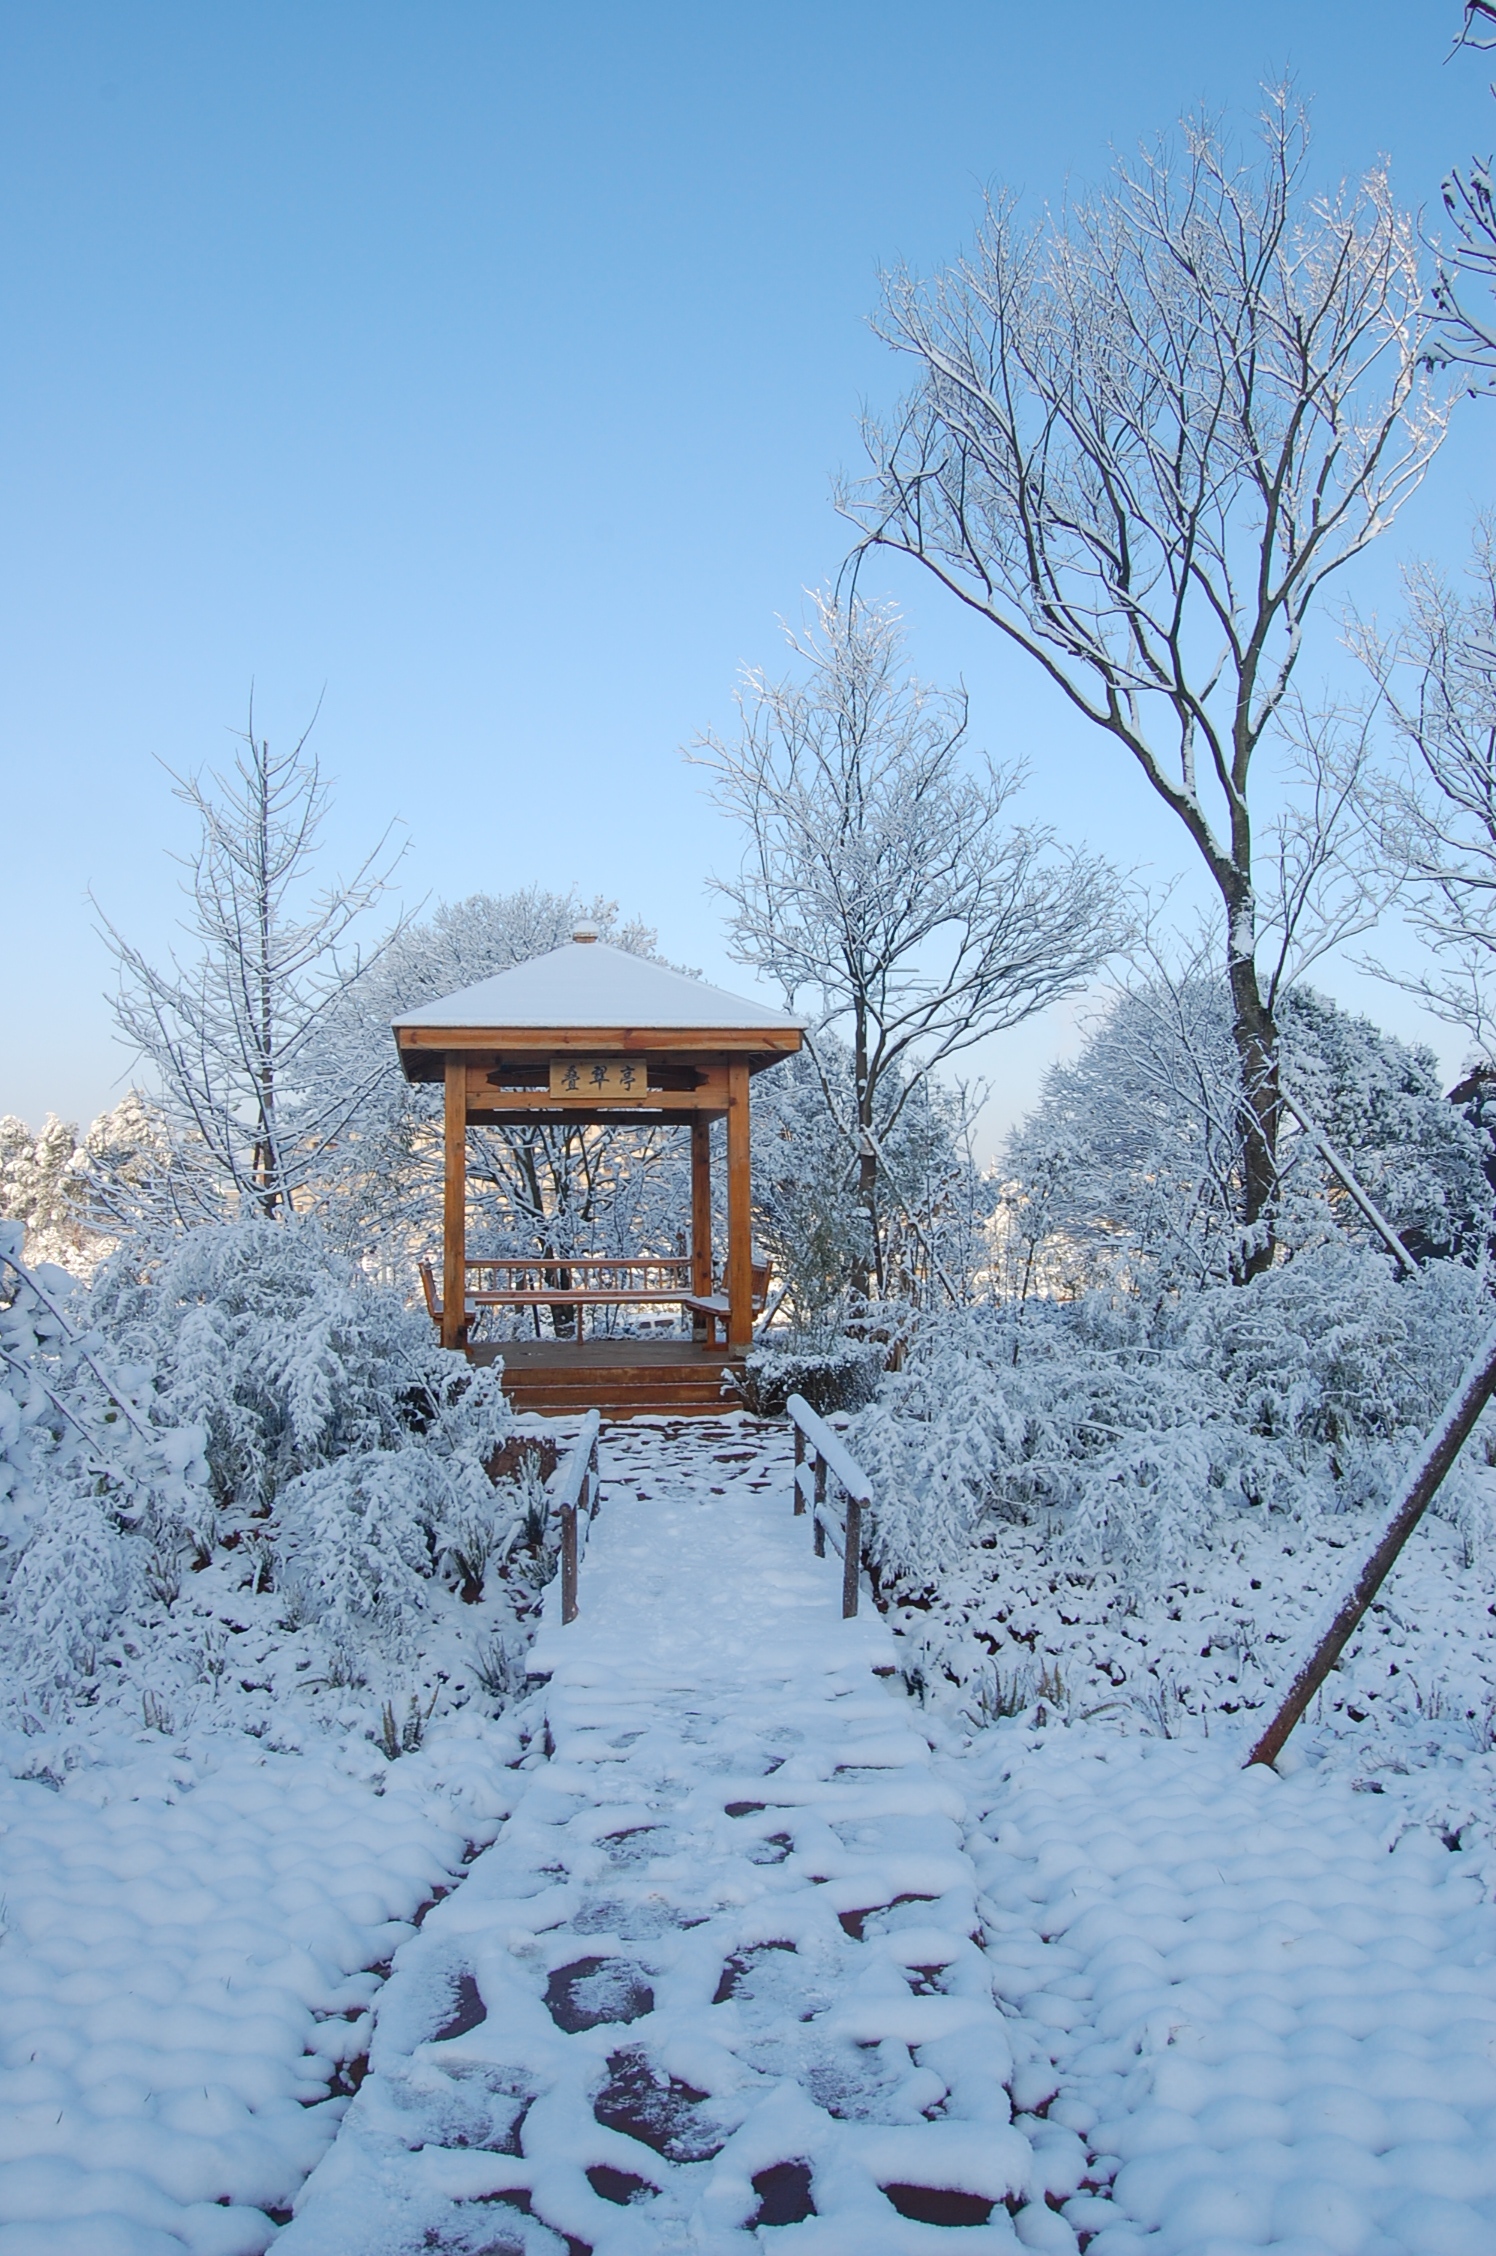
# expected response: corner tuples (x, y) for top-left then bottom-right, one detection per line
(548, 1056), (650, 1100)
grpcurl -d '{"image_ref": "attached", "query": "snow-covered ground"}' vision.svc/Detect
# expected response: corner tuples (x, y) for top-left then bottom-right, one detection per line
(0, 1488), (536, 2256)
(893, 1494), (1496, 1841)
(961, 1733), (1496, 2255)
(8, 1414), (1496, 2253)
(0, 1726), (521, 2256)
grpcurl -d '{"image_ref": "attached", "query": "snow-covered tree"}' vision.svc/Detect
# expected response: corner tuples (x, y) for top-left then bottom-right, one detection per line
(1001, 969), (1492, 1297)
(1430, 3), (1496, 390)
(751, 1039), (994, 1328)
(97, 707), (407, 1223)
(696, 591), (1116, 1295)
(0, 1114), (89, 1268)
(1354, 526), (1496, 1052)
(845, 95), (1446, 1272)
(305, 888), (685, 1284)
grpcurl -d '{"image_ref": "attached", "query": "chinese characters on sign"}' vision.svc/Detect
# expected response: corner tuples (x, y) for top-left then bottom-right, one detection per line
(548, 1057), (650, 1100)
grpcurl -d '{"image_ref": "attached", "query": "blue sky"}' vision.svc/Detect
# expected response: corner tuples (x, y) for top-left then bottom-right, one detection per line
(2, 1), (1492, 1148)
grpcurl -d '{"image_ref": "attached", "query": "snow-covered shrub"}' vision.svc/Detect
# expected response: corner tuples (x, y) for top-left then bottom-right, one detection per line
(734, 1338), (884, 1418)
(850, 1245), (1496, 1589)
(86, 1216), (496, 1529)
(0, 1223), (211, 1699)
(1, 1216), (515, 1696)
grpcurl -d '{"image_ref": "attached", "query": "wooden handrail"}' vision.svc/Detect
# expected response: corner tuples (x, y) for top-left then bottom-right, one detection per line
(467, 1256), (691, 1277)
(549, 1408), (601, 1625)
(786, 1392), (873, 1618)
(420, 1254), (696, 1334)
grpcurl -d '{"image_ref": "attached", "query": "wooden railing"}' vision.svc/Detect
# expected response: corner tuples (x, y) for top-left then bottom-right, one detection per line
(467, 1256), (692, 1305)
(787, 1393), (874, 1618)
(550, 1409), (601, 1624)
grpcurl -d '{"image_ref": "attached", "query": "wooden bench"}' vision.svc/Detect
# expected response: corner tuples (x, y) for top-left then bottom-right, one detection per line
(683, 1256), (773, 1346)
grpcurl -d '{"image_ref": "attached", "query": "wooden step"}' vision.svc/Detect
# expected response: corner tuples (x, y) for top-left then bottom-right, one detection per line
(486, 1342), (745, 1423)
(504, 1391), (736, 1415)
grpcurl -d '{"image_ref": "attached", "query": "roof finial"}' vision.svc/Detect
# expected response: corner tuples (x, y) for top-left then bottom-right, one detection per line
(572, 917), (599, 943)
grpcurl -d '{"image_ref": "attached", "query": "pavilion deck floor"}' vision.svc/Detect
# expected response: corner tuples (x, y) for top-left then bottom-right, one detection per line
(470, 1336), (746, 1421)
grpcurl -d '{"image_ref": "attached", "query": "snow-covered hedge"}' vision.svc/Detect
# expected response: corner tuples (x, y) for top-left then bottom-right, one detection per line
(850, 1245), (1496, 1588)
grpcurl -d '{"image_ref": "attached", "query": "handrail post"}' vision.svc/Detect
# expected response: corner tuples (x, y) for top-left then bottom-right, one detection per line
(843, 1498), (861, 1618)
(549, 1407), (600, 1626)
(785, 1393), (874, 1622)
(561, 1500), (579, 1624)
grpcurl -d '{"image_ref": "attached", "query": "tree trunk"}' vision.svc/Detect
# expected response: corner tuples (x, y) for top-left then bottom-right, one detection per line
(1226, 930), (1279, 1281)
(852, 1008), (878, 1298)
(858, 1143), (881, 1297)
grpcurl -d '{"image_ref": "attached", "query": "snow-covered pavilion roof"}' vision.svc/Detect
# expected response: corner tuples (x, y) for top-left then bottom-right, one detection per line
(392, 938), (801, 1039)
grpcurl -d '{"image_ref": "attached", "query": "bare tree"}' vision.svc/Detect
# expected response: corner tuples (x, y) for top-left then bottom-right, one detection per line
(1352, 524), (1496, 1050)
(695, 591), (1118, 1293)
(1429, 3), (1496, 390)
(98, 707), (407, 1220)
(843, 94), (1445, 1273)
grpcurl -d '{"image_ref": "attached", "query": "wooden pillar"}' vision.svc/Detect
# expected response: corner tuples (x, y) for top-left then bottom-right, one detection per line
(726, 1059), (752, 1351)
(442, 1055), (468, 1353)
(690, 1116), (713, 1297)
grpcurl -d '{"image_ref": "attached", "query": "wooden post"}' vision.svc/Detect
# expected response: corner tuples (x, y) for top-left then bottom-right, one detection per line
(843, 1498), (861, 1618)
(442, 1056), (468, 1353)
(690, 1115), (713, 1340)
(813, 1453), (826, 1556)
(561, 1502), (578, 1625)
(793, 1423), (805, 1511)
(726, 1059), (752, 1351)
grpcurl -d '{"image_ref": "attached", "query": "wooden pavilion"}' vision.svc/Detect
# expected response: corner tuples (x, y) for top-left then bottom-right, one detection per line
(391, 923), (802, 1418)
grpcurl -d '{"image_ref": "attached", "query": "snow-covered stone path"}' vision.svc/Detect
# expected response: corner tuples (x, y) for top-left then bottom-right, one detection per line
(282, 1419), (1045, 2253)
(5, 1408), (1489, 2254)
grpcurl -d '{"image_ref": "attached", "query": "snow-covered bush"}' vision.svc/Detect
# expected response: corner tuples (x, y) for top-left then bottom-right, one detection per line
(850, 1245), (1496, 1589)
(0, 1223), (211, 1696)
(86, 1215), (501, 1529)
(734, 1338), (884, 1418)
(2, 1216), (515, 1703)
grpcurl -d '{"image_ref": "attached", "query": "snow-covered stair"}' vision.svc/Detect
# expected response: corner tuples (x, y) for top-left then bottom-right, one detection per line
(280, 1419), (1044, 2253)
